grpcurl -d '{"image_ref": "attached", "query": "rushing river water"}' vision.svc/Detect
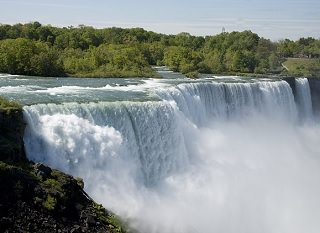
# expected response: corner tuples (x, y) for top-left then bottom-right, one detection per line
(1, 72), (320, 233)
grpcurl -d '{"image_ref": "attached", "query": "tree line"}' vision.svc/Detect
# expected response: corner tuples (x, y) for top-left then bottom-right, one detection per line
(0, 22), (319, 77)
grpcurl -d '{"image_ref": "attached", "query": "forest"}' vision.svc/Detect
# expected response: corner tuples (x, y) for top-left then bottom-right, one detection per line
(0, 22), (319, 78)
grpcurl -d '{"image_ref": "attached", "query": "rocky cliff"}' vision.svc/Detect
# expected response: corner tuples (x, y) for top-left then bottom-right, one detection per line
(0, 100), (127, 233)
(0, 107), (26, 162)
(308, 78), (320, 117)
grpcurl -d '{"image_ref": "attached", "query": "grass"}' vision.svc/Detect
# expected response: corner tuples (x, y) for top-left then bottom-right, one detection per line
(282, 58), (320, 77)
(0, 96), (22, 110)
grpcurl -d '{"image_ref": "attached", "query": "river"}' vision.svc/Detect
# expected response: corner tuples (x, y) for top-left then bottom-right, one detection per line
(1, 72), (319, 233)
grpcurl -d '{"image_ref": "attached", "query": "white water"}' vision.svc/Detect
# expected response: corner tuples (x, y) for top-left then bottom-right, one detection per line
(295, 78), (313, 121)
(23, 79), (320, 233)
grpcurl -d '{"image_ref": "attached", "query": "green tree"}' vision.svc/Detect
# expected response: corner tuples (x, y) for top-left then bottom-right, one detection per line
(202, 49), (225, 73)
(254, 38), (279, 73)
(277, 39), (297, 58)
(0, 38), (64, 76)
(163, 46), (202, 74)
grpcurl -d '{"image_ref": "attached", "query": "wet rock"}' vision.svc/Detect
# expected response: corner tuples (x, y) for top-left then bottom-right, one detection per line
(75, 203), (84, 211)
(0, 217), (13, 229)
(33, 163), (52, 180)
(86, 215), (97, 226)
(308, 78), (320, 116)
(71, 225), (81, 233)
(0, 108), (26, 162)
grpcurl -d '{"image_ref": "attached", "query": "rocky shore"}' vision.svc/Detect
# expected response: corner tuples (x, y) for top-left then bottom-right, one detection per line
(0, 99), (127, 233)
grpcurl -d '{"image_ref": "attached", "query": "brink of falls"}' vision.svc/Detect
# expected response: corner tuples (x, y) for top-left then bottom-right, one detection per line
(4, 76), (318, 233)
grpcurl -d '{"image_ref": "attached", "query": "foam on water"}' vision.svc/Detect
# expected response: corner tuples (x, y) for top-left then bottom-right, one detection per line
(0, 85), (44, 93)
(23, 79), (320, 233)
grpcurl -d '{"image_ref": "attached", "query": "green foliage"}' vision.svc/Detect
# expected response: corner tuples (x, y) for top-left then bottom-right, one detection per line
(43, 178), (64, 195)
(254, 38), (280, 73)
(0, 38), (64, 76)
(43, 194), (57, 210)
(92, 202), (127, 233)
(202, 31), (277, 75)
(0, 154), (129, 232)
(107, 214), (125, 233)
(277, 39), (298, 58)
(283, 58), (320, 77)
(163, 46), (202, 74)
(76, 177), (84, 189)
(185, 71), (200, 79)
(62, 44), (157, 77)
(140, 42), (165, 65)
(0, 96), (21, 109)
(201, 49), (225, 73)
(0, 23), (319, 77)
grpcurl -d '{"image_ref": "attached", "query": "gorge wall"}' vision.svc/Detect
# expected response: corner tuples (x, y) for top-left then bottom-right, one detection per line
(308, 78), (320, 116)
(0, 107), (26, 162)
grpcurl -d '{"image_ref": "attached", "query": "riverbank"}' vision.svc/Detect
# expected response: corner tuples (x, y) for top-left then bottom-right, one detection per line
(282, 58), (320, 77)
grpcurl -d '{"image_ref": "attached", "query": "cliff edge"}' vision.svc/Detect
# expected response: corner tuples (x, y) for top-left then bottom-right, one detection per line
(0, 97), (127, 233)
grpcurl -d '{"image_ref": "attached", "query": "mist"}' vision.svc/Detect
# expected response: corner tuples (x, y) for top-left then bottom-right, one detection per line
(23, 80), (320, 233)
(108, 118), (320, 233)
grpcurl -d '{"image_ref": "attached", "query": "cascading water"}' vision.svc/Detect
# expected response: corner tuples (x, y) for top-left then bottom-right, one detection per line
(22, 78), (320, 233)
(155, 80), (298, 124)
(295, 78), (313, 121)
(23, 101), (189, 186)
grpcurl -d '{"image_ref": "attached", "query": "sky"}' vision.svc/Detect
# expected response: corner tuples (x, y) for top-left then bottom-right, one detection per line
(0, 0), (319, 40)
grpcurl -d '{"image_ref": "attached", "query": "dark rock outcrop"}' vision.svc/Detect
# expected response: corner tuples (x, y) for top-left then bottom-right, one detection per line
(283, 77), (320, 117)
(282, 77), (296, 96)
(0, 161), (126, 233)
(0, 100), (128, 233)
(0, 107), (26, 162)
(308, 78), (320, 117)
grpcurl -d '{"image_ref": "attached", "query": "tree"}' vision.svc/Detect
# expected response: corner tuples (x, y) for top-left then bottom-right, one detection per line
(277, 39), (297, 58)
(163, 46), (202, 74)
(254, 38), (278, 73)
(202, 49), (225, 73)
(0, 38), (64, 76)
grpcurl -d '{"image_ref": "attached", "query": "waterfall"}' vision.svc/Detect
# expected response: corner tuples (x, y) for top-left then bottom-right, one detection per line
(155, 80), (297, 125)
(23, 101), (189, 186)
(295, 78), (313, 121)
(23, 79), (320, 233)
(23, 80), (300, 185)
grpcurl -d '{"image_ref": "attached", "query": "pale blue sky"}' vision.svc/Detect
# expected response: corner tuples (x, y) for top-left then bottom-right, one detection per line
(0, 0), (319, 40)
